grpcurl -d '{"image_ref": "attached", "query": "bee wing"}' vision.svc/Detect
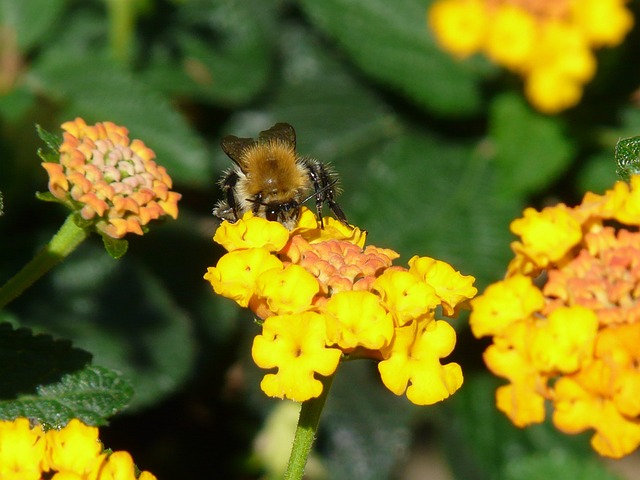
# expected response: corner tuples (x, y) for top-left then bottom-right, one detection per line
(220, 135), (255, 166)
(258, 123), (296, 149)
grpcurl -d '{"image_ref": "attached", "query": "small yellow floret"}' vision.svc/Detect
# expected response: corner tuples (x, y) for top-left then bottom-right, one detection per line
(379, 320), (463, 405)
(428, 0), (487, 58)
(469, 275), (545, 337)
(0, 418), (46, 479)
(510, 204), (583, 267)
(204, 249), (283, 308)
(45, 419), (103, 475)
(484, 5), (537, 71)
(372, 270), (439, 327)
(214, 212), (290, 252)
(408, 255), (478, 316)
(529, 306), (598, 373)
(256, 264), (319, 315)
(573, 0), (634, 47)
(323, 290), (394, 350)
(252, 312), (342, 402)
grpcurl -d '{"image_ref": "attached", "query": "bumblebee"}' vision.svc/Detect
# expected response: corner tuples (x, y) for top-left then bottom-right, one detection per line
(213, 122), (348, 230)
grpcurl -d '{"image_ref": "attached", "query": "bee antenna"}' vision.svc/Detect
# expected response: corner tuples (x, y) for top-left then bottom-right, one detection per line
(301, 179), (338, 204)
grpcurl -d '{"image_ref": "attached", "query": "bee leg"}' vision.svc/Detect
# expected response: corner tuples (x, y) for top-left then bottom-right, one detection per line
(305, 160), (349, 228)
(304, 161), (328, 227)
(327, 198), (348, 226)
(213, 169), (241, 221)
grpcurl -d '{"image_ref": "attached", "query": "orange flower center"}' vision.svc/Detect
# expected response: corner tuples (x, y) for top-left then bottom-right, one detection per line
(282, 238), (397, 297)
(543, 227), (640, 325)
(486, 0), (570, 20)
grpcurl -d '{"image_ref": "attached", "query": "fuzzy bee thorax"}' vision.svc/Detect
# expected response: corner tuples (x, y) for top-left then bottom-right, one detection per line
(240, 141), (310, 197)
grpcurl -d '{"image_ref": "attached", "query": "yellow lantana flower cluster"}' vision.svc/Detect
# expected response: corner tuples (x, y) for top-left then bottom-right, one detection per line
(41, 118), (181, 239)
(428, 0), (634, 113)
(204, 208), (477, 404)
(0, 417), (156, 479)
(470, 174), (640, 458)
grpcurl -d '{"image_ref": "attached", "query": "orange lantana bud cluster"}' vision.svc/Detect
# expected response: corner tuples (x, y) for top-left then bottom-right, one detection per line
(41, 118), (181, 239)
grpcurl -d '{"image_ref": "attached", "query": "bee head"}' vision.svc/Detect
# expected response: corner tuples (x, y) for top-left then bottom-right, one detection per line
(245, 197), (300, 229)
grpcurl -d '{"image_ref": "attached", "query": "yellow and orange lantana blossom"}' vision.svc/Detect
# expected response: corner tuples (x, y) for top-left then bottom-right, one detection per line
(470, 174), (640, 458)
(204, 208), (477, 404)
(41, 118), (181, 239)
(428, 0), (634, 113)
(0, 417), (156, 480)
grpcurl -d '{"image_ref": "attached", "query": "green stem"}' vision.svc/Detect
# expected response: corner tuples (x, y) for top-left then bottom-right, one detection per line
(105, 0), (135, 65)
(0, 215), (88, 310)
(284, 373), (335, 480)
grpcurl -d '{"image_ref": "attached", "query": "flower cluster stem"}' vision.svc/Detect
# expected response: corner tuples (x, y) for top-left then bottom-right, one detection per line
(284, 373), (335, 480)
(105, 0), (135, 65)
(0, 215), (88, 310)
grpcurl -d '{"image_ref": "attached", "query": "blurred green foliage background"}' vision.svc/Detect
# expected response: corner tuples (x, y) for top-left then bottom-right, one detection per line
(1, 0), (639, 478)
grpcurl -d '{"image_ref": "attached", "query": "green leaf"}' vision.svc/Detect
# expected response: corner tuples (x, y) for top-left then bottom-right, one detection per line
(29, 54), (212, 186)
(167, 0), (276, 105)
(101, 235), (129, 260)
(577, 150), (618, 194)
(0, 365), (133, 428)
(0, 322), (92, 399)
(36, 148), (59, 164)
(16, 244), (196, 410)
(71, 213), (94, 230)
(0, 86), (36, 123)
(489, 93), (575, 198)
(296, 0), (486, 116)
(0, 0), (67, 50)
(35, 191), (58, 203)
(220, 24), (396, 167)
(35, 124), (61, 155)
(503, 450), (623, 480)
(35, 124), (61, 163)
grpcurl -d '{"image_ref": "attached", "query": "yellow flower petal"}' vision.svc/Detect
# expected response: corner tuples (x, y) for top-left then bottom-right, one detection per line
(572, 0), (634, 47)
(495, 383), (546, 427)
(204, 249), (283, 308)
(95, 451), (137, 480)
(214, 212), (290, 252)
(0, 418), (46, 479)
(484, 5), (537, 71)
(323, 290), (394, 350)
(530, 306), (598, 373)
(408, 255), (477, 316)
(428, 0), (487, 58)
(470, 275), (544, 338)
(510, 204), (583, 268)
(252, 312), (342, 402)
(373, 270), (439, 326)
(256, 264), (319, 315)
(46, 419), (103, 475)
(378, 320), (463, 405)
